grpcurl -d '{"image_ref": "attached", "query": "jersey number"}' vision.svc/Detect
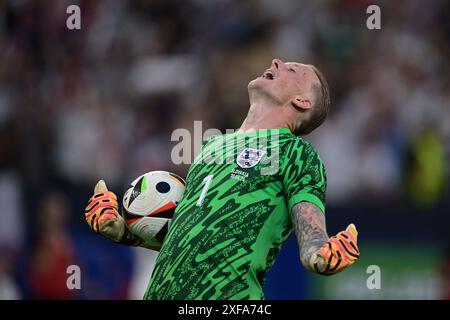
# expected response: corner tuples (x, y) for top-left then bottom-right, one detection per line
(196, 174), (213, 206)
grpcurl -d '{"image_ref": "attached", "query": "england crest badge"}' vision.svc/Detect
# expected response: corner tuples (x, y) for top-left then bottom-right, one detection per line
(236, 148), (266, 169)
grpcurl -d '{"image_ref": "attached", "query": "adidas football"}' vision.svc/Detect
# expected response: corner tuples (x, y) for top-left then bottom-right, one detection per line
(121, 171), (186, 247)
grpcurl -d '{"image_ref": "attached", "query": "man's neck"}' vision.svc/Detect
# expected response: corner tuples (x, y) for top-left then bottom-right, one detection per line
(238, 103), (296, 133)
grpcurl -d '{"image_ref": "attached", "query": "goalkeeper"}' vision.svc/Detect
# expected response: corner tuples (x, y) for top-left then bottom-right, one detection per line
(85, 59), (360, 299)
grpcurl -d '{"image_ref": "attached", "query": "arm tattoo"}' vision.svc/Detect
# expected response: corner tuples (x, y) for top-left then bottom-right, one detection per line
(291, 202), (329, 272)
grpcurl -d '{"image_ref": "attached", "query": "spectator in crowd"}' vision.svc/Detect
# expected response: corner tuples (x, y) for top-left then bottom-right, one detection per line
(28, 191), (78, 299)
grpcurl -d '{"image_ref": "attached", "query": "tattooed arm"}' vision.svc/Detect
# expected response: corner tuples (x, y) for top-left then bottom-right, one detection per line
(291, 202), (329, 273)
(291, 202), (360, 275)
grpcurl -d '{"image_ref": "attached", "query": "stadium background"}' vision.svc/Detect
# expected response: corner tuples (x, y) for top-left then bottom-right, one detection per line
(0, 0), (449, 299)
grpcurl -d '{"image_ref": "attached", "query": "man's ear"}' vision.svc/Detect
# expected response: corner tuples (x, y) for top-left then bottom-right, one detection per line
(291, 96), (312, 112)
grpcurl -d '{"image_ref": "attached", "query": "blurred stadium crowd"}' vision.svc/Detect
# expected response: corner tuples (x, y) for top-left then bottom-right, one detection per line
(0, 0), (449, 299)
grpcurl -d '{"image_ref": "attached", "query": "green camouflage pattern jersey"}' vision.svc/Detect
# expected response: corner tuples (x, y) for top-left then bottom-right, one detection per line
(144, 128), (326, 300)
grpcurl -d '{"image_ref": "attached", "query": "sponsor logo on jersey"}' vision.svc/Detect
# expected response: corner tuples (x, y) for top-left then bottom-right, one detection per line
(236, 148), (266, 169)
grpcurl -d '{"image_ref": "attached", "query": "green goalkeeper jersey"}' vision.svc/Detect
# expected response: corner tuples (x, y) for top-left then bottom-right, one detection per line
(144, 128), (326, 300)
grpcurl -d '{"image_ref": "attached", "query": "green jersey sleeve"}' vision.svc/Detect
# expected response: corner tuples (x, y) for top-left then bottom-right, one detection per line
(281, 138), (327, 214)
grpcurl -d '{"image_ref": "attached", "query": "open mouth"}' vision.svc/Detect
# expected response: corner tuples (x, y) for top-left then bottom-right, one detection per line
(262, 69), (275, 80)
